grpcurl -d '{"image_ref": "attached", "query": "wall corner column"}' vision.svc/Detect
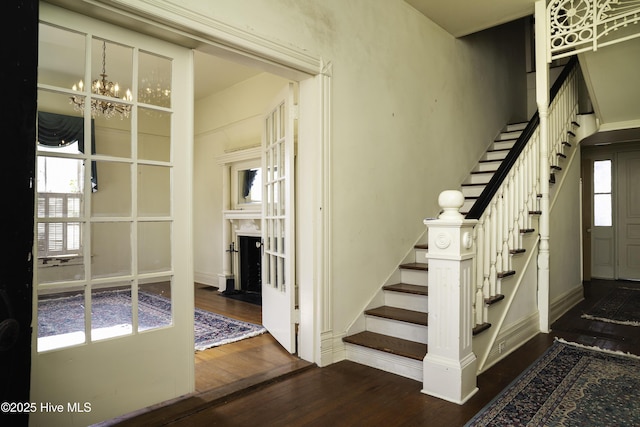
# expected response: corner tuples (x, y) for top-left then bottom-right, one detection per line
(535, 0), (551, 332)
(422, 191), (478, 404)
(218, 164), (234, 290)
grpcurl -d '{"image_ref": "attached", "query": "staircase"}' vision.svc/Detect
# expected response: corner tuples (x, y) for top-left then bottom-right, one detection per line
(461, 122), (528, 215)
(343, 244), (428, 381)
(342, 122), (531, 381)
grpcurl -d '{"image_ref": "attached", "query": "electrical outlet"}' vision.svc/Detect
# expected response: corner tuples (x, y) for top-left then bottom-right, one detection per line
(498, 341), (506, 354)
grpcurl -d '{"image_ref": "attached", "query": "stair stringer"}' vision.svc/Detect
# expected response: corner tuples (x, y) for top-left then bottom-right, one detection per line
(472, 232), (541, 373)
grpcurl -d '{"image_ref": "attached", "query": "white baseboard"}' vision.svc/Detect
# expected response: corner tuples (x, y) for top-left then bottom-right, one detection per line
(479, 311), (540, 373)
(194, 271), (217, 287)
(550, 283), (584, 323)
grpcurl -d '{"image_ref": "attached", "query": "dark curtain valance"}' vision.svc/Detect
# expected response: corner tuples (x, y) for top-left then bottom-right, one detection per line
(37, 111), (98, 191)
(242, 169), (258, 199)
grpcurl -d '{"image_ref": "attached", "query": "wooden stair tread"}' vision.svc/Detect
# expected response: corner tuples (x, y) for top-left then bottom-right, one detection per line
(473, 323), (491, 336)
(383, 283), (428, 296)
(400, 262), (428, 271)
(365, 306), (428, 326)
(485, 294), (504, 305)
(497, 270), (516, 279)
(414, 243), (429, 250)
(343, 331), (426, 361)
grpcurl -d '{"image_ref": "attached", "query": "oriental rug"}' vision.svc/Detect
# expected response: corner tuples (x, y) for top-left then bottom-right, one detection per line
(581, 286), (640, 326)
(38, 289), (266, 351)
(465, 340), (640, 426)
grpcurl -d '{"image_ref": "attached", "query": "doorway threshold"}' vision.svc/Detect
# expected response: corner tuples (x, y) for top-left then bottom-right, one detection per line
(94, 358), (314, 426)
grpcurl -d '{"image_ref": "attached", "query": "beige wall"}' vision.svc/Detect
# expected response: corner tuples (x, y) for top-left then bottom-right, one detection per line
(185, 0), (528, 343)
(46, 0), (531, 361)
(549, 147), (583, 305)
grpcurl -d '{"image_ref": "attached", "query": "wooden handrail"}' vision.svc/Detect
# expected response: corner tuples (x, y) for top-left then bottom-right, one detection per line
(466, 57), (578, 220)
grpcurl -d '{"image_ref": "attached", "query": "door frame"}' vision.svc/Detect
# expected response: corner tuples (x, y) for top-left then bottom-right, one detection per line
(43, 0), (333, 366)
(582, 141), (640, 280)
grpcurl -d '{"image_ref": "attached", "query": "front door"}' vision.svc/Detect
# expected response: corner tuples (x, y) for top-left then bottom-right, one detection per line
(617, 150), (640, 280)
(261, 83), (297, 353)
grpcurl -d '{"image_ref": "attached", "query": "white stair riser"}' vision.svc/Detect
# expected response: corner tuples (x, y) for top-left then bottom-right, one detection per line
(462, 185), (485, 198)
(365, 316), (428, 344)
(505, 123), (527, 132)
(345, 343), (423, 382)
(496, 130), (522, 140)
(483, 151), (508, 161)
(414, 248), (428, 263)
(475, 161), (502, 172)
(492, 140), (516, 150)
(462, 199), (476, 212)
(465, 172), (494, 185)
(384, 291), (428, 313)
(400, 269), (428, 286)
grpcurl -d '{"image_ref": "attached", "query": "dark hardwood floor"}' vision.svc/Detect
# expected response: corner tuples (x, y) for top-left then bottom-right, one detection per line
(105, 279), (640, 427)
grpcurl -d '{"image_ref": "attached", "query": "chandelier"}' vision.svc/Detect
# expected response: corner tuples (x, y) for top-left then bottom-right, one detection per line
(70, 41), (132, 119)
(139, 70), (171, 108)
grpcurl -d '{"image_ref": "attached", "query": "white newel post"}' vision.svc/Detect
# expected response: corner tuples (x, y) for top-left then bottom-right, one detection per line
(422, 190), (478, 404)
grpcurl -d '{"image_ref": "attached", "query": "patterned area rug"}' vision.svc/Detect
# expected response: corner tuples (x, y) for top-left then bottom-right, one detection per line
(465, 340), (640, 426)
(38, 290), (266, 351)
(582, 286), (640, 326)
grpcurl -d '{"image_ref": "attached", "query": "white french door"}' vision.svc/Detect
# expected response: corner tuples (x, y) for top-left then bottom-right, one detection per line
(32, 5), (194, 426)
(261, 83), (297, 353)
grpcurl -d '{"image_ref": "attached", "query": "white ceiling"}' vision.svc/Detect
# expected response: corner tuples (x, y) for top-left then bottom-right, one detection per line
(406, 0), (640, 135)
(579, 37), (640, 131)
(405, 0), (535, 37)
(193, 51), (261, 100)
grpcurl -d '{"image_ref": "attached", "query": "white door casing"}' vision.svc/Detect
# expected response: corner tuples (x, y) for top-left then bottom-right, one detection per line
(261, 83), (297, 353)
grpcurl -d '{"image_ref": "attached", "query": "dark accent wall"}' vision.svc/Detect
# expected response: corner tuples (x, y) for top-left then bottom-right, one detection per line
(1, 1), (38, 426)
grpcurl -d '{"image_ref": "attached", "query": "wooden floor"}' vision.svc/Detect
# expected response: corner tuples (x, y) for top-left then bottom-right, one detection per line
(192, 284), (309, 392)
(106, 279), (640, 427)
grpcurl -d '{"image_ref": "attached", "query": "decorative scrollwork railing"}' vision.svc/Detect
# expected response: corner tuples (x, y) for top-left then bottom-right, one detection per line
(548, 0), (640, 60)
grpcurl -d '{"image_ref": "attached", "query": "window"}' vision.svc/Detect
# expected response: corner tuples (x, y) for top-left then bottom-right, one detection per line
(593, 160), (612, 227)
(37, 142), (84, 258)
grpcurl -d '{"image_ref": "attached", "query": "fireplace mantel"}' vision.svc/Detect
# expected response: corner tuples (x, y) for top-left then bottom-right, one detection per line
(223, 210), (262, 236)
